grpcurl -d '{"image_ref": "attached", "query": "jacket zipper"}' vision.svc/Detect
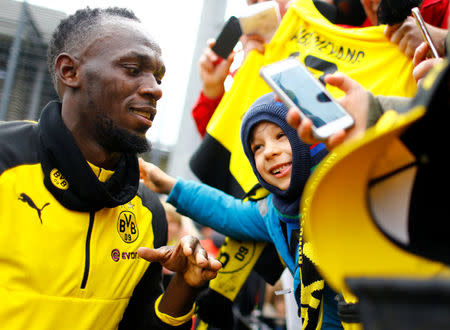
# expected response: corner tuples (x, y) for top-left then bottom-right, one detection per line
(81, 211), (95, 289)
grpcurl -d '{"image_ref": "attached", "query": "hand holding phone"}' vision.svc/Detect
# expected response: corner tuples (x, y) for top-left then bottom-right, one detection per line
(260, 58), (354, 140)
(411, 7), (440, 58)
(238, 1), (280, 43)
(211, 16), (243, 60)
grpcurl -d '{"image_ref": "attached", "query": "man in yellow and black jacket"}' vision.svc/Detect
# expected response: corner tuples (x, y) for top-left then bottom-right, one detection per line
(0, 6), (221, 330)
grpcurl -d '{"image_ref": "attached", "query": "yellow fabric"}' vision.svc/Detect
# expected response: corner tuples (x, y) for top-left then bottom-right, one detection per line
(206, 191), (270, 302)
(299, 274), (324, 327)
(206, 0), (417, 195)
(0, 163), (156, 329)
(210, 237), (267, 301)
(154, 294), (195, 326)
(301, 107), (450, 296)
(342, 322), (364, 330)
(196, 320), (209, 330)
(87, 161), (114, 182)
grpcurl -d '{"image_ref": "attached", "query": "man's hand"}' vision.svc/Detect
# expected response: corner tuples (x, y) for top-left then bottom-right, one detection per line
(285, 72), (369, 150)
(138, 158), (176, 195)
(138, 235), (222, 288)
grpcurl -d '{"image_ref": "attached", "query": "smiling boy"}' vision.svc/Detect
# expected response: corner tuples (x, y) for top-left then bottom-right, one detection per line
(140, 93), (343, 329)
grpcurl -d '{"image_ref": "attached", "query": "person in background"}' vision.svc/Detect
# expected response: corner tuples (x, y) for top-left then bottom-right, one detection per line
(285, 25), (449, 150)
(0, 7), (221, 329)
(362, 0), (449, 58)
(191, 0), (291, 138)
(262, 279), (287, 325)
(192, 0), (449, 138)
(316, 0), (448, 57)
(164, 202), (185, 247)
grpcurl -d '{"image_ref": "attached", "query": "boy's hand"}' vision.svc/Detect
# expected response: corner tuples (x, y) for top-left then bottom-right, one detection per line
(284, 72), (369, 150)
(138, 158), (176, 195)
(138, 235), (222, 288)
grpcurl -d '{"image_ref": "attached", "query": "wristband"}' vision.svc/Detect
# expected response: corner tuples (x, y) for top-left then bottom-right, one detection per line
(154, 294), (196, 326)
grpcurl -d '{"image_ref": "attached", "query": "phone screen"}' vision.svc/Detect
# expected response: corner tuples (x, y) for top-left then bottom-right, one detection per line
(267, 64), (348, 128)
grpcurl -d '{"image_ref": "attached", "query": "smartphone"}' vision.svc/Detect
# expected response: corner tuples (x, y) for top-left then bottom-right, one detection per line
(411, 7), (439, 58)
(211, 16), (243, 59)
(259, 58), (354, 140)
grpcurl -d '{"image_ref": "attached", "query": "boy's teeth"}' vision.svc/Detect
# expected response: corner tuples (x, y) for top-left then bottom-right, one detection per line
(272, 165), (286, 174)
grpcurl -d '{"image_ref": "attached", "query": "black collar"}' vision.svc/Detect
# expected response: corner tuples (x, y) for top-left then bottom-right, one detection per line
(38, 101), (139, 212)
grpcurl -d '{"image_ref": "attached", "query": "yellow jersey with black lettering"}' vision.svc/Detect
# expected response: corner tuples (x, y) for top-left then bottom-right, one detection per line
(192, 0), (417, 194)
(0, 102), (190, 330)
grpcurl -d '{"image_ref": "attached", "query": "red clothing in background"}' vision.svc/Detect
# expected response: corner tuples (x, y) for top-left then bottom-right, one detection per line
(191, 68), (238, 138)
(191, 91), (223, 138)
(192, 0), (449, 137)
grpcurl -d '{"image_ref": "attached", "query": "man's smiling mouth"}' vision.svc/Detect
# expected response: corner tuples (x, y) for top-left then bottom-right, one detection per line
(131, 107), (156, 121)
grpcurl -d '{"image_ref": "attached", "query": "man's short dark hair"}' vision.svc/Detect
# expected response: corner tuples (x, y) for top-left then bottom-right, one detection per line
(47, 7), (139, 92)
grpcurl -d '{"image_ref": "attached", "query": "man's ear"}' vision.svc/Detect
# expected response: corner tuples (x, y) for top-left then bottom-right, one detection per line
(55, 53), (80, 88)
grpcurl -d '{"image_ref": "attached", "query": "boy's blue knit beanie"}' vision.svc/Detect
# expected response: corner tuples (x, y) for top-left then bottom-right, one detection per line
(240, 92), (312, 200)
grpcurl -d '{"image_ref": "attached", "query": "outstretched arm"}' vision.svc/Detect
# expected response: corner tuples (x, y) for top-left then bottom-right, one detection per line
(139, 159), (270, 242)
(139, 158), (176, 195)
(138, 235), (222, 318)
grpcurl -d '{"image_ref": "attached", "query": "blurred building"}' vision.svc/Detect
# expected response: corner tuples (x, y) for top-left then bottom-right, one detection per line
(0, 0), (173, 169)
(166, 0), (228, 179)
(0, 0), (66, 121)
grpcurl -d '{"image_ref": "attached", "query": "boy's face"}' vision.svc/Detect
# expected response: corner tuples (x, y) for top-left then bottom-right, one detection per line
(250, 121), (292, 191)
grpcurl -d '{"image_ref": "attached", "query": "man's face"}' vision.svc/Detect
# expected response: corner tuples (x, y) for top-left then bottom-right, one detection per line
(75, 18), (165, 154)
(250, 121), (292, 191)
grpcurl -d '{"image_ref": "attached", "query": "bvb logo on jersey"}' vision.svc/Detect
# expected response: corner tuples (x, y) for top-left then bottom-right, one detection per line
(117, 211), (139, 243)
(50, 168), (69, 190)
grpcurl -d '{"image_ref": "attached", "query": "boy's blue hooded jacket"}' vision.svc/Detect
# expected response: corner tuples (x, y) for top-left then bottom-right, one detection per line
(167, 93), (341, 329)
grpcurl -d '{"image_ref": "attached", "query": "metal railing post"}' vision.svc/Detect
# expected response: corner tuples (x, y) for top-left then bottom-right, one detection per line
(0, 1), (27, 120)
